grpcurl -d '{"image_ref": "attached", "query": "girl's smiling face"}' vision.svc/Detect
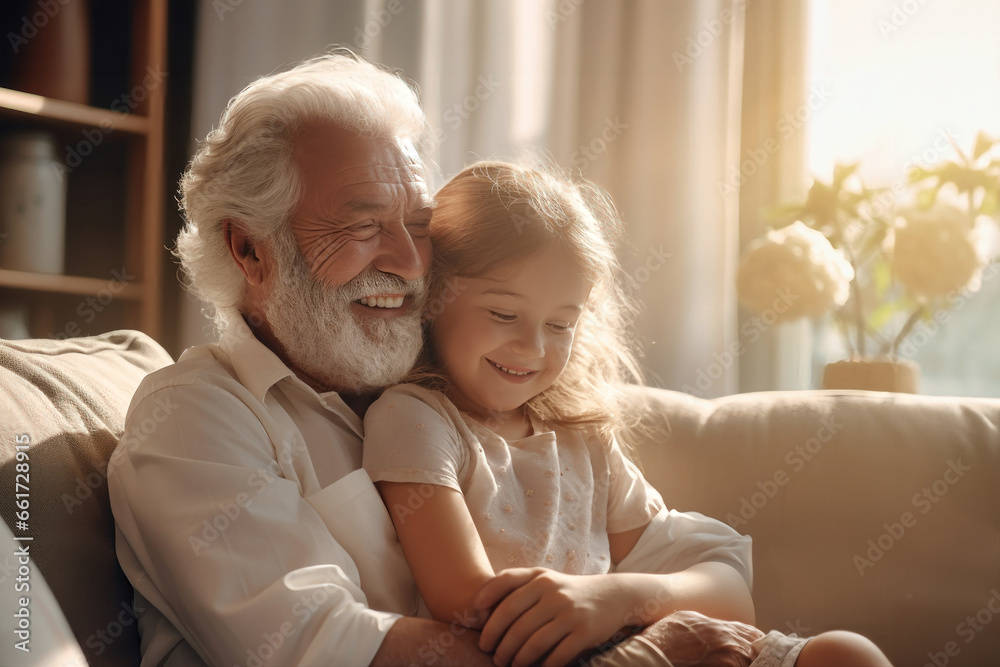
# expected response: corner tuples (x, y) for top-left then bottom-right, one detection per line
(429, 243), (592, 428)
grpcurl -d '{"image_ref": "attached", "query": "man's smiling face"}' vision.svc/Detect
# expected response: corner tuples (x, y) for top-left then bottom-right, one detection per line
(260, 122), (433, 394)
(289, 122), (433, 307)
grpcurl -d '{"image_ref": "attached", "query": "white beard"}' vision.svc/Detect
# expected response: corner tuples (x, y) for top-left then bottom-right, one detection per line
(263, 231), (426, 394)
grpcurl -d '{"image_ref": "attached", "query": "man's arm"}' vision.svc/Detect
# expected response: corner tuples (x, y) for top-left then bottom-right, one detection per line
(371, 618), (494, 667)
(110, 384), (409, 666)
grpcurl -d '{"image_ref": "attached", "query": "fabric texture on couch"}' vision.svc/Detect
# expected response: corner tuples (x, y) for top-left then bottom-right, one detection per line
(2, 329), (998, 667)
(627, 386), (1000, 667)
(0, 331), (173, 667)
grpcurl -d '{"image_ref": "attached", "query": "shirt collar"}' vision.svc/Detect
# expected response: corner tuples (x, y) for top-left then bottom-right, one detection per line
(217, 318), (368, 436)
(219, 318), (297, 404)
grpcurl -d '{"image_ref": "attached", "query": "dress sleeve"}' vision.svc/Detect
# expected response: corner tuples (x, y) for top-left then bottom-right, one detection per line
(605, 437), (666, 534)
(613, 507), (754, 588)
(108, 383), (400, 667)
(362, 385), (468, 492)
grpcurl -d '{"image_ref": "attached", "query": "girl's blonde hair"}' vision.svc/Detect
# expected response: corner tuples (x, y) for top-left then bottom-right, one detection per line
(408, 160), (645, 445)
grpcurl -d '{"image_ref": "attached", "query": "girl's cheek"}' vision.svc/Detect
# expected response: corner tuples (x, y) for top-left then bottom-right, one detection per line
(551, 335), (574, 358)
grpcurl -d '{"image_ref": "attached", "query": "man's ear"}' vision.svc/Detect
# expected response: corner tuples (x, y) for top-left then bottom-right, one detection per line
(222, 219), (264, 285)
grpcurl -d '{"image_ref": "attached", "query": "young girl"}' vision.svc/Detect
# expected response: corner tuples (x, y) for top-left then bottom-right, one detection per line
(362, 161), (892, 667)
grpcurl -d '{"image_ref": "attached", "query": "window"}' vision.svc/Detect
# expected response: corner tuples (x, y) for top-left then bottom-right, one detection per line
(807, 0), (1000, 397)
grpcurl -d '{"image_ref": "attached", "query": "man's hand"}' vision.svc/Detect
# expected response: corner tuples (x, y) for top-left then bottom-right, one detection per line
(637, 610), (764, 667)
(474, 568), (633, 667)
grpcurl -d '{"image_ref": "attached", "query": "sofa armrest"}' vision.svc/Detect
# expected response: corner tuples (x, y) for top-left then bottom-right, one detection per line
(0, 331), (173, 667)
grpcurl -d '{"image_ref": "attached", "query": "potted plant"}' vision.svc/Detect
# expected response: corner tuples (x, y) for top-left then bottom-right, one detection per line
(736, 133), (996, 392)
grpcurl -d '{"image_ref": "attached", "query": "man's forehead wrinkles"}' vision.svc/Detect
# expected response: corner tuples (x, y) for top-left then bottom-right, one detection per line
(325, 162), (423, 180)
(328, 181), (432, 215)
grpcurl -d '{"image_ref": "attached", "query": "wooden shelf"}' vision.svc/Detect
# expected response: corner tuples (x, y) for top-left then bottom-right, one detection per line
(0, 87), (150, 135)
(0, 269), (144, 299)
(0, 0), (167, 340)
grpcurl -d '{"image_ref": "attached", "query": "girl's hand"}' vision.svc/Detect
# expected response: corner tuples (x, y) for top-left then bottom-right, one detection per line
(474, 568), (634, 667)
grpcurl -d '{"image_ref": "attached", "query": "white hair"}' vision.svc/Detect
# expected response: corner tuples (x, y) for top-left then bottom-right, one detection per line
(176, 50), (430, 334)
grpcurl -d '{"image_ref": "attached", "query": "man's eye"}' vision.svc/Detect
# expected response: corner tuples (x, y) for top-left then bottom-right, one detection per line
(489, 311), (516, 322)
(348, 222), (376, 235)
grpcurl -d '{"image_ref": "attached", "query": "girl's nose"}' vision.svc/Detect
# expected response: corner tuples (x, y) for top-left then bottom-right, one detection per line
(511, 324), (545, 358)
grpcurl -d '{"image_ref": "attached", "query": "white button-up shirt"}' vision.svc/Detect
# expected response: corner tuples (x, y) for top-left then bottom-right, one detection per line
(109, 319), (753, 667)
(109, 320), (417, 666)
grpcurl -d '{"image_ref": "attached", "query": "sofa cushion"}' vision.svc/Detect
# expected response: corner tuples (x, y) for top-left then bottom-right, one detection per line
(627, 386), (1000, 667)
(0, 331), (173, 667)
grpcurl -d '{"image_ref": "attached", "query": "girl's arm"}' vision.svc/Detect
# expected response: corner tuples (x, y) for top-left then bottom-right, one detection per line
(608, 522), (756, 625)
(376, 481), (495, 629)
(472, 523), (756, 667)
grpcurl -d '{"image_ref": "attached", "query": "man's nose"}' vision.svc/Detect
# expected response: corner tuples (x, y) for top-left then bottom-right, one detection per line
(373, 223), (429, 282)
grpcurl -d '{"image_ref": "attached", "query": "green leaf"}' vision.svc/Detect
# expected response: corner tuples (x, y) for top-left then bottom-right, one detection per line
(909, 166), (935, 184)
(981, 188), (1000, 216)
(833, 163), (859, 188)
(870, 255), (893, 296)
(762, 203), (806, 223)
(916, 186), (940, 209)
(973, 131), (995, 161)
(867, 302), (897, 336)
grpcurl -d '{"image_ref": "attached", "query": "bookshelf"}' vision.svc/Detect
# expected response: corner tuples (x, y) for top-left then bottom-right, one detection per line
(0, 0), (167, 340)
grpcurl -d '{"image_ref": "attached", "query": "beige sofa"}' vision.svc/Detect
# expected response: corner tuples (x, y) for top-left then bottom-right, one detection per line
(1, 331), (998, 666)
(628, 387), (1000, 667)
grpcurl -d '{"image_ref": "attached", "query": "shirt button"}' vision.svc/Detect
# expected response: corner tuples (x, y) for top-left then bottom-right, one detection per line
(568, 522), (577, 530)
(507, 555), (516, 563)
(504, 504), (513, 513)
(564, 492), (573, 501)
(525, 489), (534, 497)
(545, 554), (554, 563)
(415, 423), (425, 430)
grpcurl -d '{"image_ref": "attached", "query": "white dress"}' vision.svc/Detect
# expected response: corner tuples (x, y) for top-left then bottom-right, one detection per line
(363, 383), (666, 576)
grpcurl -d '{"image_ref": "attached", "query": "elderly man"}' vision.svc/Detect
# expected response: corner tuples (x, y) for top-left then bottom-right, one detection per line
(109, 52), (765, 666)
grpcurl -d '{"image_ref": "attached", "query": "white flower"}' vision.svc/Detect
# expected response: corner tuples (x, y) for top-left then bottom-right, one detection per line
(889, 205), (987, 301)
(737, 221), (854, 323)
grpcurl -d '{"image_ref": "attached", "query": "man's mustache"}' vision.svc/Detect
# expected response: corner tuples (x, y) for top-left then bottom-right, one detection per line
(336, 267), (427, 303)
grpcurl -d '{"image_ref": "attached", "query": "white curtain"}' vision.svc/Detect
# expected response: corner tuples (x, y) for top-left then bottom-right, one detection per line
(545, 1), (745, 396)
(180, 0), (756, 398)
(736, 0), (812, 393)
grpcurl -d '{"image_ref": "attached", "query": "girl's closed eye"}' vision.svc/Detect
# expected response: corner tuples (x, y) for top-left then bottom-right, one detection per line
(488, 310), (517, 322)
(548, 321), (574, 333)
(406, 219), (431, 238)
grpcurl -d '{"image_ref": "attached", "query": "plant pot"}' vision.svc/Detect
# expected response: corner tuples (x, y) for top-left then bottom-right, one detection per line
(822, 358), (919, 393)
